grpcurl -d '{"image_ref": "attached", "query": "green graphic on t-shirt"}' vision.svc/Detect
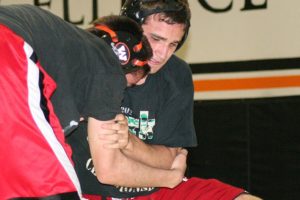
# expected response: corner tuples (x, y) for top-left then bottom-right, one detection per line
(126, 111), (155, 140)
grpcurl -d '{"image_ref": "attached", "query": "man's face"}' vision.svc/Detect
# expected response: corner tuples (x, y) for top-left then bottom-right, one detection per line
(142, 14), (185, 74)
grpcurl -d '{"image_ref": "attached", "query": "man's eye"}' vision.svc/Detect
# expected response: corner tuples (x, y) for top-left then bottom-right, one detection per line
(170, 43), (178, 48)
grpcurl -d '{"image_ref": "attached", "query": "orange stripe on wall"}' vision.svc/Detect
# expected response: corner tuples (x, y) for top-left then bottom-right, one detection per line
(194, 75), (300, 92)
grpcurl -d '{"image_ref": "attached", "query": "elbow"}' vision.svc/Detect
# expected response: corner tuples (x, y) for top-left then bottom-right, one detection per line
(94, 164), (117, 185)
(91, 149), (125, 185)
(96, 173), (113, 185)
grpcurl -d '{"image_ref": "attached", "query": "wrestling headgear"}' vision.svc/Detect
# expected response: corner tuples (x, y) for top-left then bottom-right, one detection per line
(90, 16), (152, 74)
(120, 0), (191, 50)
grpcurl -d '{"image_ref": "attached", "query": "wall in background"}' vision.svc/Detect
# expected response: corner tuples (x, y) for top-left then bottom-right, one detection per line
(189, 96), (300, 200)
(176, 0), (300, 63)
(2, 1), (300, 199)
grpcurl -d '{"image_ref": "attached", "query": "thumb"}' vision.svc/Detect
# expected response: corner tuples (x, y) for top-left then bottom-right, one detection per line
(178, 148), (188, 156)
(115, 114), (125, 121)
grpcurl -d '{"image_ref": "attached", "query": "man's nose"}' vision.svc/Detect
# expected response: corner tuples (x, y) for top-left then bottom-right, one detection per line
(154, 44), (169, 60)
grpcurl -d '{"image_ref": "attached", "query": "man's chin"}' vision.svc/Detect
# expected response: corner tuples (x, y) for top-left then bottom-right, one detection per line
(149, 64), (164, 74)
(149, 67), (158, 74)
(150, 69), (159, 74)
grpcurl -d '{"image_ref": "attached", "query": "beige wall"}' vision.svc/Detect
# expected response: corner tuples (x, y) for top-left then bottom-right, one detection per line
(176, 0), (300, 63)
(2, 0), (300, 63)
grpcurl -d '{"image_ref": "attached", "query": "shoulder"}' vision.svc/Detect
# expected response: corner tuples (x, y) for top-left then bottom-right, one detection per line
(167, 55), (190, 67)
(160, 55), (193, 89)
(0, 4), (72, 44)
(0, 4), (54, 21)
(166, 55), (191, 71)
(146, 55), (193, 101)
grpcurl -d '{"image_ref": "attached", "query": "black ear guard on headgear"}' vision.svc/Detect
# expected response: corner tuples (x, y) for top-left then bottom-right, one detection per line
(120, 0), (190, 50)
(95, 25), (149, 74)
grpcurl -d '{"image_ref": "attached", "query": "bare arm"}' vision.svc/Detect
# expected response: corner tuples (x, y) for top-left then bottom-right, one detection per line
(235, 194), (263, 200)
(88, 116), (187, 188)
(101, 114), (179, 169)
(124, 133), (179, 169)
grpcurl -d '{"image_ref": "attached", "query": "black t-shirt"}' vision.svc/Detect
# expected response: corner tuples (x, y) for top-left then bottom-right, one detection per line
(67, 55), (197, 198)
(122, 55), (197, 147)
(0, 4), (126, 134)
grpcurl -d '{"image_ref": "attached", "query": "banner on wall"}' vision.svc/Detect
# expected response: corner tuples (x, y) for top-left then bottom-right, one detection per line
(2, 0), (300, 100)
(191, 58), (300, 100)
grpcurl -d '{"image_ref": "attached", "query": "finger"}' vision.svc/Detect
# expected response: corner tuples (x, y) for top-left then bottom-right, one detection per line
(98, 134), (119, 141)
(101, 123), (115, 130)
(115, 115), (128, 125)
(115, 119), (127, 125)
(114, 114), (126, 121)
(114, 119), (128, 126)
(102, 122), (124, 130)
(103, 143), (120, 149)
(179, 148), (188, 156)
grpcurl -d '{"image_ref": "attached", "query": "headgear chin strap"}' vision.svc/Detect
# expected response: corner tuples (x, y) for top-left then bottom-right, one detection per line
(120, 0), (190, 50)
(95, 24), (149, 74)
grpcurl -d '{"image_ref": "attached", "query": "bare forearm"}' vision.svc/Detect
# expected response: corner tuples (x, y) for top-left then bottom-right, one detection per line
(94, 149), (184, 188)
(100, 115), (179, 169)
(235, 194), (263, 200)
(88, 117), (186, 188)
(122, 133), (178, 169)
